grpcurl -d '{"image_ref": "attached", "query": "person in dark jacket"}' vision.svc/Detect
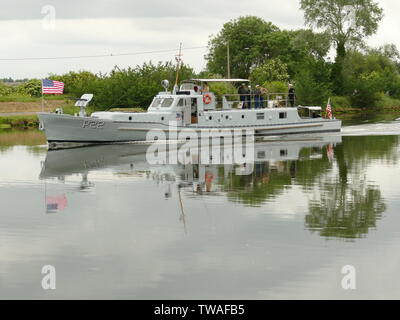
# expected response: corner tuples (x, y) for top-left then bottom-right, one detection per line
(288, 84), (296, 107)
(238, 83), (248, 109)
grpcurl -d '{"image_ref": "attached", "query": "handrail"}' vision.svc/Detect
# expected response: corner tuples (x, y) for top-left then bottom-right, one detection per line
(212, 92), (296, 109)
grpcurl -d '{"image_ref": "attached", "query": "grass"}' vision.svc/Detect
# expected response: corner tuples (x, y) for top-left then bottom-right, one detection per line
(328, 94), (400, 114)
(0, 100), (67, 114)
(0, 115), (39, 128)
(0, 94), (67, 102)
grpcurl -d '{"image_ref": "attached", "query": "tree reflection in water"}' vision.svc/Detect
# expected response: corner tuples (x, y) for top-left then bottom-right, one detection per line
(305, 136), (398, 239)
(223, 136), (399, 239)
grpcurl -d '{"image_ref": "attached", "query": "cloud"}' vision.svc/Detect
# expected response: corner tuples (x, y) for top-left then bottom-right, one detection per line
(0, 0), (399, 78)
(1, 0), (302, 21)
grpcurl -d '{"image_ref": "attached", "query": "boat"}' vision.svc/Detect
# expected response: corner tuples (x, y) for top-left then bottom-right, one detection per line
(37, 79), (341, 148)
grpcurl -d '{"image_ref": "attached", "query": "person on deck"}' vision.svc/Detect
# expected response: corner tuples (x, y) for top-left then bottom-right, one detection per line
(247, 85), (252, 108)
(202, 82), (210, 92)
(288, 84), (296, 107)
(254, 85), (262, 108)
(238, 83), (248, 109)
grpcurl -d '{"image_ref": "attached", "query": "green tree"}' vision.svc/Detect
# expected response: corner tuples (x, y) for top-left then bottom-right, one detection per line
(341, 49), (400, 107)
(300, 0), (384, 93)
(206, 16), (279, 78)
(249, 58), (289, 85)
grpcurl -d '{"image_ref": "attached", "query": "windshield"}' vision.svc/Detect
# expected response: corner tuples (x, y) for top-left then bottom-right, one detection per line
(151, 98), (174, 108)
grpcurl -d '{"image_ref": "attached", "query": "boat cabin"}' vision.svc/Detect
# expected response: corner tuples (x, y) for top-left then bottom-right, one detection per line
(145, 78), (303, 127)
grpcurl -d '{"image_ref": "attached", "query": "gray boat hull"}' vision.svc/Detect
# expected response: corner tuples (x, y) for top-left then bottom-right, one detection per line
(37, 112), (342, 147)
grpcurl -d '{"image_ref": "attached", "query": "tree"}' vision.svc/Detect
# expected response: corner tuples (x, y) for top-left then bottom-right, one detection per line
(249, 58), (289, 85)
(341, 49), (400, 107)
(300, 0), (383, 93)
(206, 16), (279, 79)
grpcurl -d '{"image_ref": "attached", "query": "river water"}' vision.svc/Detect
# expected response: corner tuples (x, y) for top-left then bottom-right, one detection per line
(1, 114), (400, 299)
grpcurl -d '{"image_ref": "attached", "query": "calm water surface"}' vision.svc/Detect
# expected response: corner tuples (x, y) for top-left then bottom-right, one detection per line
(1, 115), (400, 299)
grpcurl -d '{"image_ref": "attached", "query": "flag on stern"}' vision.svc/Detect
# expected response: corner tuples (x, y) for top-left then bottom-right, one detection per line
(326, 98), (333, 119)
(42, 79), (64, 94)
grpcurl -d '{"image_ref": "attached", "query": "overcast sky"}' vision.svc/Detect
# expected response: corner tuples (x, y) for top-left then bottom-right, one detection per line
(1, 0), (399, 79)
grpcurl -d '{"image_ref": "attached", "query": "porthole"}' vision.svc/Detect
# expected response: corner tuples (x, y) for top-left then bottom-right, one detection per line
(161, 117), (164, 121)
(209, 116), (212, 120)
(129, 116), (132, 121)
(226, 115), (229, 119)
(241, 115), (245, 119)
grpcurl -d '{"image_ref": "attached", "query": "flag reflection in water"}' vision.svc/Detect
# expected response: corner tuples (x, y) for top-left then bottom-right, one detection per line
(46, 194), (68, 213)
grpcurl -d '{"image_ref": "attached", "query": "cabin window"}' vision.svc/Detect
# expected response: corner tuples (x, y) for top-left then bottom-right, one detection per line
(279, 112), (287, 119)
(161, 98), (174, 108)
(177, 99), (185, 107)
(151, 98), (174, 108)
(257, 151), (266, 159)
(256, 113), (265, 120)
(280, 149), (288, 156)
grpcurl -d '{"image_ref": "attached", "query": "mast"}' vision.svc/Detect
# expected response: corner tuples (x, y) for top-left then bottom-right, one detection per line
(174, 43), (183, 90)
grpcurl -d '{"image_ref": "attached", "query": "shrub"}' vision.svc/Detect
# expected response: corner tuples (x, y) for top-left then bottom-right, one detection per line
(250, 58), (290, 85)
(331, 96), (352, 109)
(262, 81), (288, 95)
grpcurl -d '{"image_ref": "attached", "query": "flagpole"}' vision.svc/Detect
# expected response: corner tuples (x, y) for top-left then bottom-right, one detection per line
(41, 79), (44, 112)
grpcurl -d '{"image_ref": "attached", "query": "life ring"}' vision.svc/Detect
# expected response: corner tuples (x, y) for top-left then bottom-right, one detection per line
(203, 94), (212, 105)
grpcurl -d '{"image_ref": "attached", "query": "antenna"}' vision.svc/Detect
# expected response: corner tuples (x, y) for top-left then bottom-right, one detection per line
(174, 43), (183, 88)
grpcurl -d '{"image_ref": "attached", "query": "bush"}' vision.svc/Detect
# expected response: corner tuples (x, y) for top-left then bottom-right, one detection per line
(0, 81), (12, 95)
(375, 93), (400, 108)
(17, 79), (42, 97)
(294, 69), (331, 106)
(347, 71), (382, 108)
(331, 96), (352, 109)
(250, 58), (289, 85)
(262, 81), (288, 95)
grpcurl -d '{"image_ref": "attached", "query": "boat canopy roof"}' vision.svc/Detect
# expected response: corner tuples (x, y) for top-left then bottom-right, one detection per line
(298, 106), (322, 111)
(189, 78), (250, 83)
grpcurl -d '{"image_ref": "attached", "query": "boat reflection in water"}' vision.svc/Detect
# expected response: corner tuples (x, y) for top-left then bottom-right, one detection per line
(42, 134), (371, 236)
(39, 134), (341, 194)
(40, 135), (397, 239)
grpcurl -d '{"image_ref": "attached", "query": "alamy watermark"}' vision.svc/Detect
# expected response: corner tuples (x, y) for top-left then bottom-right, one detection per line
(145, 122), (255, 170)
(41, 5), (56, 30)
(41, 265), (56, 290)
(341, 265), (356, 290)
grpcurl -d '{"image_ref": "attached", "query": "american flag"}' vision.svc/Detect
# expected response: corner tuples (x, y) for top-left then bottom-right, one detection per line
(42, 79), (64, 94)
(326, 98), (333, 119)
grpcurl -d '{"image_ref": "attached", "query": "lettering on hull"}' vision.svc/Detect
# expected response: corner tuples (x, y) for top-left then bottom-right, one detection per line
(82, 120), (105, 129)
